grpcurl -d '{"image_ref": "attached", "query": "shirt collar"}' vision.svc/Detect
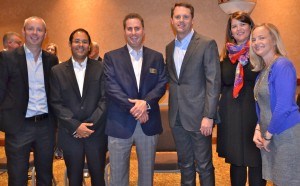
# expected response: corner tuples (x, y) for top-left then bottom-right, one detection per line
(24, 44), (42, 58)
(72, 57), (87, 68)
(175, 29), (194, 45)
(127, 44), (143, 56)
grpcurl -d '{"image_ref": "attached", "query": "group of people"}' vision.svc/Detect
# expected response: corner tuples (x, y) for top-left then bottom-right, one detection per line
(0, 2), (299, 186)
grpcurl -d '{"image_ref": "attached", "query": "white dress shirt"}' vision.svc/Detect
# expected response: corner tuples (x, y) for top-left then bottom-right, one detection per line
(174, 29), (194, 78)
(72, 57), (87, 97)
(24, 44), (48, 117)
(127, 44), (143, 91)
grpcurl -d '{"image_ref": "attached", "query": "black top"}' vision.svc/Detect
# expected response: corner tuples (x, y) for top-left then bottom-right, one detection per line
(217, 56), (261, 166)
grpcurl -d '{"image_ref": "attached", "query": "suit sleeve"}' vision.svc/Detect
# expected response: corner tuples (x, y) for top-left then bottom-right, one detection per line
(85, 66), (107, 129)
(49, 68), (81, 134)
(203, 40), (221, 118)
(143, 53), (167, 108)
(0, 52), (7, 104)
(104, 53), (134, 111)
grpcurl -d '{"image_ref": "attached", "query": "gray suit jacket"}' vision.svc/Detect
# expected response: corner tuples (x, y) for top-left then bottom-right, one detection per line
(166, 32), (221, 131)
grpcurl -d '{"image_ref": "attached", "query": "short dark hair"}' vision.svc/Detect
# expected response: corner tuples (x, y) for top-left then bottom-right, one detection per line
(69, 28), (91, 44)
(123, 13), (144, 29)
(171, 2), (194, 18)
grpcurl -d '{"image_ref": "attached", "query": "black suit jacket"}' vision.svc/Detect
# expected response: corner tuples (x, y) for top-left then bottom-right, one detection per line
(0, 47), (59, 134)
(49, 58), (106, 135)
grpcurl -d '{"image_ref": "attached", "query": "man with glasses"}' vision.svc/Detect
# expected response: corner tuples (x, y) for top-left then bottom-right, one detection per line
(50, 28), (107, 186)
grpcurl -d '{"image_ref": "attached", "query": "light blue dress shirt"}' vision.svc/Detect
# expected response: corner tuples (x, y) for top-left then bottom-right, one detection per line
(24, 45), (48, 117)
(174, 29), (194, 78)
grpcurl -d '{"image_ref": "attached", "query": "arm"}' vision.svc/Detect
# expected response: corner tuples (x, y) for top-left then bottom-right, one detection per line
(142, 53), (167, 109)
(49, 68), (86, 135)
(268, 61), (297, 134)
(201, 40), (221, 136)
(129, 53), (167, 123)
(0, 52), (7, 104)
(85, 67), (107, 128)
(103, 53), (134, 111)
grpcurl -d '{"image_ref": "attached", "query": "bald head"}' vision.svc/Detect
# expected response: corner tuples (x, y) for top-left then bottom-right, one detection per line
(89, 41), (100, 59)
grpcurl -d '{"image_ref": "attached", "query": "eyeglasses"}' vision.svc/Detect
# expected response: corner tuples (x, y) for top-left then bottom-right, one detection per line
(72, 39), (89, 45)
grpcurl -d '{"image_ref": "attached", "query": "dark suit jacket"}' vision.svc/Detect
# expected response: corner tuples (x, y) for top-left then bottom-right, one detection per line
(49, 58), (106, 135)
(104, 45), (167, 139)
(0, 47), (59, 134)
(166, 32), (221, 131)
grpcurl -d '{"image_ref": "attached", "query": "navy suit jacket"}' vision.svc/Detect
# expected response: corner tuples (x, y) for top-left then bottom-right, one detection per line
(0, 47), (58, 134)
(104, 45), (167, 139)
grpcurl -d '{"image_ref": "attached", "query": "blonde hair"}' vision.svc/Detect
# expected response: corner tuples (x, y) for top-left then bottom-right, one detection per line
(24, 16), (47, 32)
(250, 23), (287, 72)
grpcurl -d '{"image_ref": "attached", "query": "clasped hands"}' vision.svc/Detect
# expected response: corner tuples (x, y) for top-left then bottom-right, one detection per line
(253, 125), (272, 152)
(74, 123), (94, 138)
(128, 98), (149, 124)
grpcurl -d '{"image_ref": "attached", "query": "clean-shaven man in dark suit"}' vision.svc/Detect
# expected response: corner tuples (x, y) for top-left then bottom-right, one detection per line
(104, 13), (167, 186)
(166, 3), (221, 186)
(0, 16), (59, 186)
(50, 28), (107, 186)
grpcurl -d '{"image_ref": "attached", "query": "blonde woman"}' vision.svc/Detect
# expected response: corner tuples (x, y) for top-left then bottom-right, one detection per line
(251, 23), (300, 186)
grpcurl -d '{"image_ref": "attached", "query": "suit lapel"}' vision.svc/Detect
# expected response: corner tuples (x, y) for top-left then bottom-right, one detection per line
(139, 47), (150, 92)
(17, 48), (29, 93)
(42, 51), (50, 95)
(179, 32), (199, 79)
(122, 46), (139, 92)
(65, 59), (82, 100)
(168, 41), (179, 81)
(81, 59), (93, 100)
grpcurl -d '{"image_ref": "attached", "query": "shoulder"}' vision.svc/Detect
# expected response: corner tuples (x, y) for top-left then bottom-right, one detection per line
(270, 57), (296, 80)
(166, 40), (175, 49)
(105, 46), (127, 57)
(143, 46), (163, 57)
(193, 32), (216, 44)
(272, 57), (295, 73)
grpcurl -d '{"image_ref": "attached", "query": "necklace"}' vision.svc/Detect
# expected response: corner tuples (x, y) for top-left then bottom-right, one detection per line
(254, 56), (279, 101)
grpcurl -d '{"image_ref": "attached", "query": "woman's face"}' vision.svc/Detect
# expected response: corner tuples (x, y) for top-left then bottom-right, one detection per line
(251, 26), (275, 59)
(230, 18), (251, 45)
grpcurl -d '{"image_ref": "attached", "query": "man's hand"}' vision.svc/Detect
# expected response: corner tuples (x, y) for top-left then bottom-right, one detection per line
(200, 117), (213, 136)
(74, 123), (94, 138)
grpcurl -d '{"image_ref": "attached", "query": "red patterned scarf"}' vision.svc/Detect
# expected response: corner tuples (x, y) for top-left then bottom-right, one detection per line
(226, 41), (250, 98)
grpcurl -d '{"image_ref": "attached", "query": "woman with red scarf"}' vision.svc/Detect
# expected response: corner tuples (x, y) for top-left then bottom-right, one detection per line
(217, 12), (266, 186)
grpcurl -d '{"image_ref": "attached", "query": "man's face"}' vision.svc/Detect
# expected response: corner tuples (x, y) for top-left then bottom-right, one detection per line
(124, 18), (144, 51)
(171, 6), (193, 40)
(70, 31), (90, 62)
(7, 35), (22, 50)
(23, 18), (46, 48)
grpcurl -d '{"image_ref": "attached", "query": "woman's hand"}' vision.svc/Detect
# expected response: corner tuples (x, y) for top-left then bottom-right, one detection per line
(253, 124), (264, 149)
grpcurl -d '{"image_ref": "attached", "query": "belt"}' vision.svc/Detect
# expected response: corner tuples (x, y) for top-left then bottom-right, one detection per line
(25, 113), (48, 122)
